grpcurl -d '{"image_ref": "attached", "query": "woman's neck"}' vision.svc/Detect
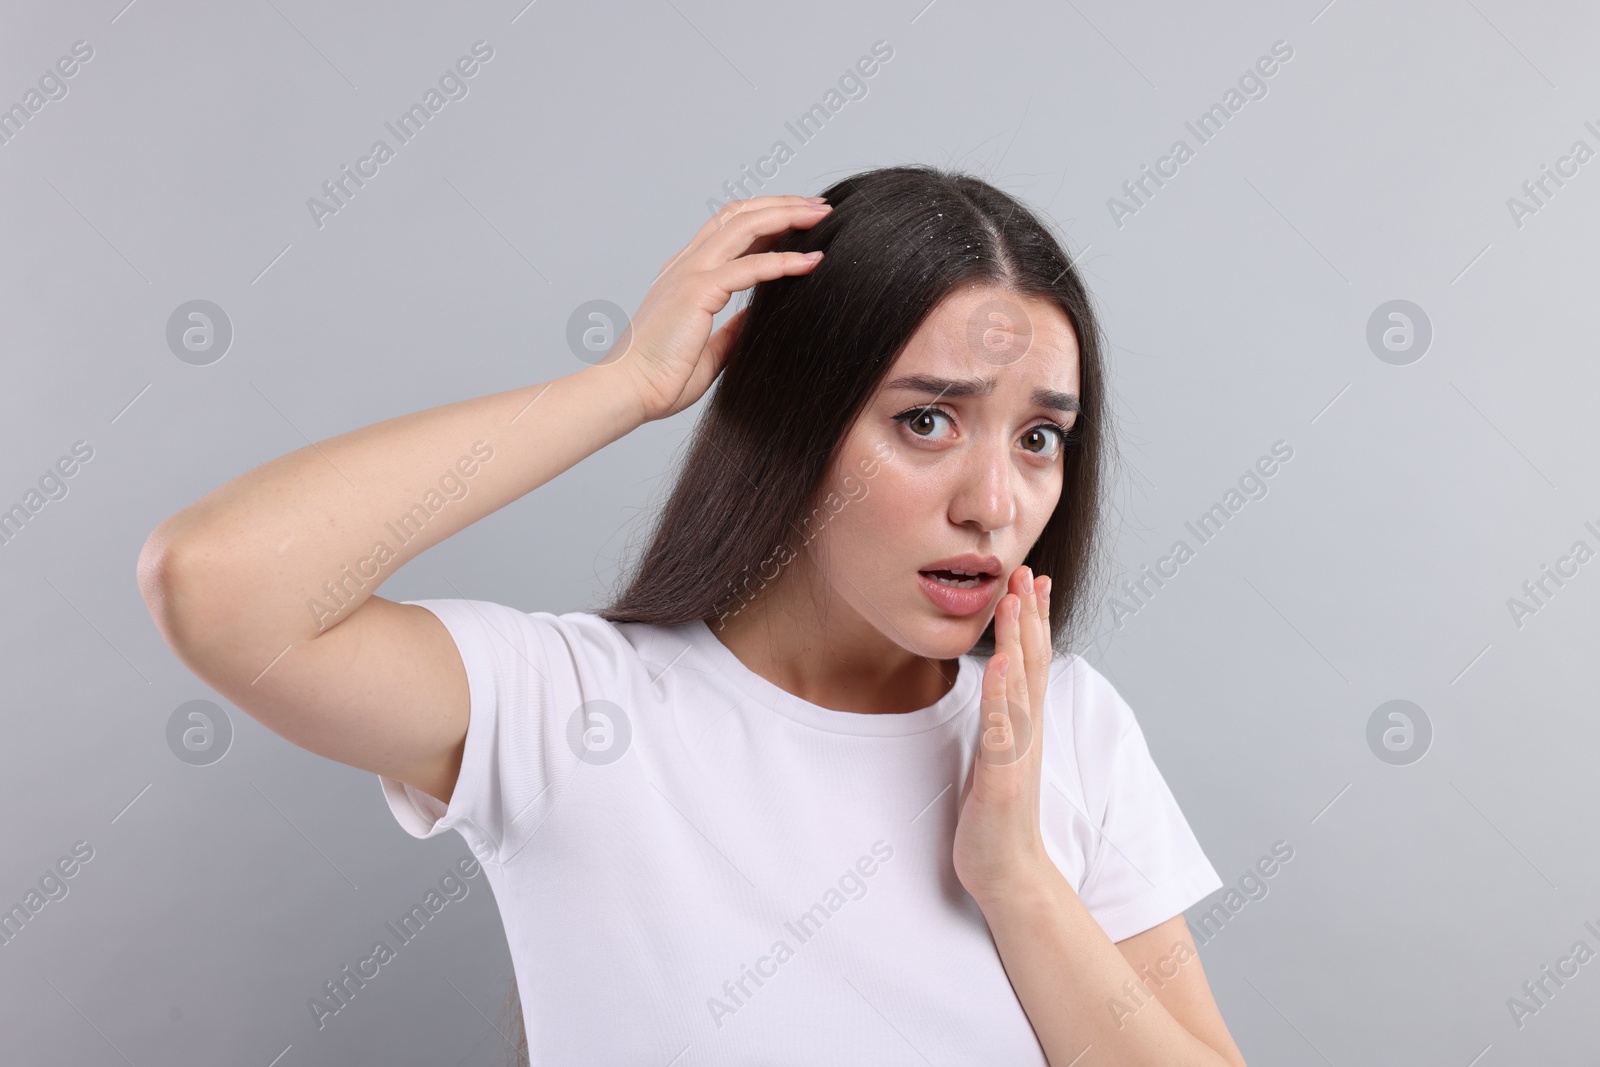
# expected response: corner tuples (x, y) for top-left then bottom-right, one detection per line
(711, 581), (959, 715)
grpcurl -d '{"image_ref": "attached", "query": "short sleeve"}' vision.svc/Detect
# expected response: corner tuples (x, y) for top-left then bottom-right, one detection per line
(1067, 660), (1224, 943)
(377, 598), (631, 866)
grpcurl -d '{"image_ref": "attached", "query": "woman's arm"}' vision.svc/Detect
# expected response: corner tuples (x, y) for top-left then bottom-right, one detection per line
(135, 194), (831, 805)
(975, 866), (1247, 1067)
(137, 366), (650, 800)
(953, 570), (1246, 1066)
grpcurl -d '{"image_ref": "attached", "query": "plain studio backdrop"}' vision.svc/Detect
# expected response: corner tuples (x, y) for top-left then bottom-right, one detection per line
(3, 0), (1598, 1063)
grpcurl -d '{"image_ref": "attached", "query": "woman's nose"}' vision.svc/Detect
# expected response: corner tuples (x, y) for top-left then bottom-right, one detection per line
(948, 446), (1015, 532)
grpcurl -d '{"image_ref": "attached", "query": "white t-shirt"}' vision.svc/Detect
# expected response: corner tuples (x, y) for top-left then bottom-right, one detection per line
(379, 598), (1223, 1064)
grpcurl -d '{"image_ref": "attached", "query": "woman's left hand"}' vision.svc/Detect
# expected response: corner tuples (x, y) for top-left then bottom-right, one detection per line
(952, 565), (1055, 906)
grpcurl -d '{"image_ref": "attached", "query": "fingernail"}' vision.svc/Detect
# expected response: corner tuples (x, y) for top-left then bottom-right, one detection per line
(1022, 567), (1034, 594)
(803, 250), (824, 260)
(805, 195), (828, 203)
(1040, 577), (1051, 611)
(1011, 598), (1021, 620)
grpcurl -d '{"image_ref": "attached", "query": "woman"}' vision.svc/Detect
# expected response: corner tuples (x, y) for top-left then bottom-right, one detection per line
(138, 165), (1247, 1065)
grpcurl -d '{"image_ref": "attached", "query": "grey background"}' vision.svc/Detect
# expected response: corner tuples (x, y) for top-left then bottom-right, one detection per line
(2, 0), (1597, 1063)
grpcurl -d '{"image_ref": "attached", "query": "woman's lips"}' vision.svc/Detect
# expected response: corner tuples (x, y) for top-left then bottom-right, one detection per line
(916, 570), (1000, 616)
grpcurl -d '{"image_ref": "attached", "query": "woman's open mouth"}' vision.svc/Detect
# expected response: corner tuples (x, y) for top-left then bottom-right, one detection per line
(923, 569), (986, 588)
(916, 555), (1002, 616)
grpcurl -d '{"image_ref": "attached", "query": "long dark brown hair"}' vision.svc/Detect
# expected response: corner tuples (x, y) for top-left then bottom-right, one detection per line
(497, 163), (1117, 1065)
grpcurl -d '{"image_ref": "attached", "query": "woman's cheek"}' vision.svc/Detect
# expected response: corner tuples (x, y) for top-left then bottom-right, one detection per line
(829, 471), (893, 549)
(1022, 474), (1064, 539)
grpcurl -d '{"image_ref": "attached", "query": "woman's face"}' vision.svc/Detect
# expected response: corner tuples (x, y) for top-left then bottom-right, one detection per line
(801, 283), (1081, 661)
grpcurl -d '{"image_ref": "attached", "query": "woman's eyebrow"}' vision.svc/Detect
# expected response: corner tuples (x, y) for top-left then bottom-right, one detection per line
(883, 373), (1080, 416)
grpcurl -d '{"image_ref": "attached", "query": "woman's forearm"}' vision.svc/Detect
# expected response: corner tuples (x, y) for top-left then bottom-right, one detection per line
(140, 362), (649, 656)
(975, 863), (1238, 1067)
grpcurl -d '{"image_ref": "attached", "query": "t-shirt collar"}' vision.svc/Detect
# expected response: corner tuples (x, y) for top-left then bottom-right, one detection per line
(684, 618), (979, 737)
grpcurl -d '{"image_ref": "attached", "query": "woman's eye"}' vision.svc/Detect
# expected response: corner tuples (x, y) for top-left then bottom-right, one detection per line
(1021, 424), (1069, 457)
(895, 407), (954, 440)
(894, 409), (1075, 454)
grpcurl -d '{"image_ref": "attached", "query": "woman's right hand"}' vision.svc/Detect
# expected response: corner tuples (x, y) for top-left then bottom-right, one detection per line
(611, 195), (832, 422)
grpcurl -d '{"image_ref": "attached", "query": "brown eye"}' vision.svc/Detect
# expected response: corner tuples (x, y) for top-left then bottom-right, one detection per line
(1022, 424), (1067, 456)
(893, 406), (954, 440)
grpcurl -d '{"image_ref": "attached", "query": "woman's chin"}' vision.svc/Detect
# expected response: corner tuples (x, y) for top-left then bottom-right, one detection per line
(903, 613), (994, 660)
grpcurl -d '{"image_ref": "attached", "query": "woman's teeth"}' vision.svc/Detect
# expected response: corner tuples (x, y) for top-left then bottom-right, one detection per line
(926, 570), (984, 588)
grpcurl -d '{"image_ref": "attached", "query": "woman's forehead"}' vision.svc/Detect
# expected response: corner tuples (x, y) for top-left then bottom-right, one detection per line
(894, 287), (1079, 390)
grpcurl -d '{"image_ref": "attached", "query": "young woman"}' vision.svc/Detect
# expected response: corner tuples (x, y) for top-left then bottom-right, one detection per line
(138, 165), (1247, 1065)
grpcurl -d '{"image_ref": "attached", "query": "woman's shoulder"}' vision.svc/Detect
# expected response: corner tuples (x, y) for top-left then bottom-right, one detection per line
(1034, 649), (1144, 751)
(402, 597), (702, 678)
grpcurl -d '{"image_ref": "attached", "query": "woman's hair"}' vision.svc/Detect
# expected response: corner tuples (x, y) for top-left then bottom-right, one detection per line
(598, 163), (1114, 656)
(499, 163), (1117, 1065)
